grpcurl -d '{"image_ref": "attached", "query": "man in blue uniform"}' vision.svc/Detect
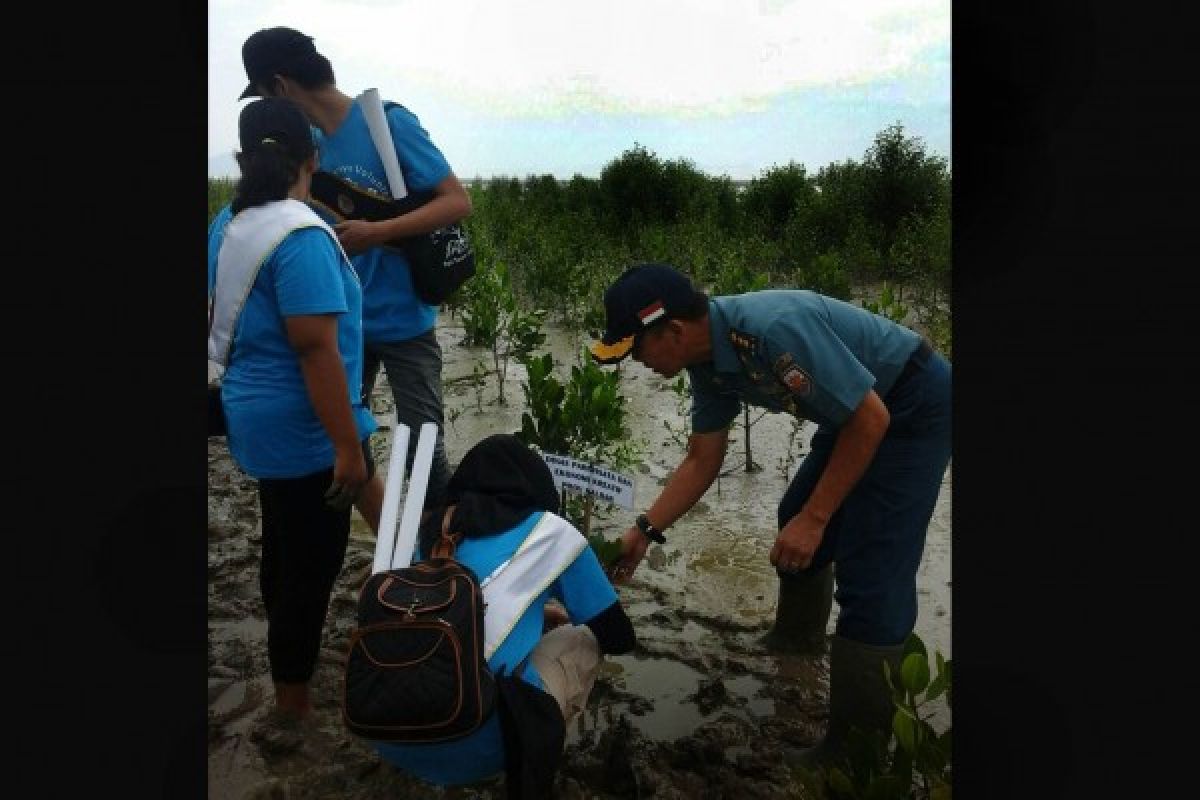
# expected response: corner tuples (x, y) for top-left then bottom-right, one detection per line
(591, 263), (951, 768)
(236, 26), (472, 523)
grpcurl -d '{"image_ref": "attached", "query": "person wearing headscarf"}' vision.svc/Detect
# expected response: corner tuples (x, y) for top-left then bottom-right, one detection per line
(370, 434), (636, 795)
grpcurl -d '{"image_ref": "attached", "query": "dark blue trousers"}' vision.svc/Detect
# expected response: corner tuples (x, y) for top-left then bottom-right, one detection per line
(777, 348), (951, 646)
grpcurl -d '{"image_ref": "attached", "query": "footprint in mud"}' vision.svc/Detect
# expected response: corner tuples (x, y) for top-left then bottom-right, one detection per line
(209, 679), (267, 728)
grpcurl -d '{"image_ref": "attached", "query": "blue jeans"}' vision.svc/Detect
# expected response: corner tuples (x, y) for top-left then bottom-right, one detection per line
(362, 329), (451, 510)
(777, 347), (952, 646)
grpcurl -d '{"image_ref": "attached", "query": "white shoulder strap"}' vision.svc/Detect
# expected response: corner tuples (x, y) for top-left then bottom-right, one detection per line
(479, 512), (588, 660)
(208, 198), (350, 369)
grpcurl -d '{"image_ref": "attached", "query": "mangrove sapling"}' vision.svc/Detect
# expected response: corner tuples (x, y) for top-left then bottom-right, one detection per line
(797, 632), (953, 800)
(460, 260), (547, 405)
(708, 260), (770, 473)
(517, 347), (641, 537)
(861, 282), (910, 327)
(469, 360), (488, 413)
(662, 374), (691, 453)
(776, 417), (810, 482)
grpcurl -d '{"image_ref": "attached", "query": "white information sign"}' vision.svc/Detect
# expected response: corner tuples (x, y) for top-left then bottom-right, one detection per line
(541, 453), (635, 510)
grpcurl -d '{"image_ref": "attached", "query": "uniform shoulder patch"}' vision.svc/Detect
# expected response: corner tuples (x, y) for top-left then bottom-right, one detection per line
(773, 353), (813, 397)
(729, 328), (758, 353)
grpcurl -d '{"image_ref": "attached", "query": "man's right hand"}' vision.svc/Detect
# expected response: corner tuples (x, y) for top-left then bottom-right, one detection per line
(608, 525), (650, 584)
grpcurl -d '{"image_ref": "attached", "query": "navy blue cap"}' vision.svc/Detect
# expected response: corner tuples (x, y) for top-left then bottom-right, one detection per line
(239, 27), (319, 100)
(590, 263), (701, 364)
(237, 97), (315, 161)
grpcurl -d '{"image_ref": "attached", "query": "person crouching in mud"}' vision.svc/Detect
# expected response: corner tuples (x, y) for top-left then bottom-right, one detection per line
(367, 434), (636, 795)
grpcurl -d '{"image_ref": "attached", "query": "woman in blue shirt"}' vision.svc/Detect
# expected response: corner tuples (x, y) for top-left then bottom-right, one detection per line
(208, 97), (380, 718)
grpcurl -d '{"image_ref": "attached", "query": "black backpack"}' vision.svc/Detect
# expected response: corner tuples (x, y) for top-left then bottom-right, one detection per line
(342, 533), (496, 742)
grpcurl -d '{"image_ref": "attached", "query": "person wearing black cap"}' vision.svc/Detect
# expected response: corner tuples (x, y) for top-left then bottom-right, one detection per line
(207, 97), (381, 720)
(236, 25), (472, 526)
(590, 262), (951, 770)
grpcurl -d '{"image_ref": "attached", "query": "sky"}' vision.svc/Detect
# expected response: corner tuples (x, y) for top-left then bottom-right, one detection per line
(209, 0), (950, 182)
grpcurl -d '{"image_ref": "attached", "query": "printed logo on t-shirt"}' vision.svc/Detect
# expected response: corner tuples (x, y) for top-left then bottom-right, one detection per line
(334, 164), (389, 196)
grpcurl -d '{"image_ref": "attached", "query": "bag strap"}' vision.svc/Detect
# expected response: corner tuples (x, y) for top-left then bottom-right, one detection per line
(430, 529), (463, 560)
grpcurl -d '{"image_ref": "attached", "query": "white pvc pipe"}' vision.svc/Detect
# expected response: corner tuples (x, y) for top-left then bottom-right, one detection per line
(371, 421), (410, 576)
(390, 422), (439, 569)
(357, 88), (409, 199)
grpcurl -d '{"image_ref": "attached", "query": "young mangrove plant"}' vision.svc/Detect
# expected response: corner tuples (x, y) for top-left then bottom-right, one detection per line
(460, 260), (547, 405)
(517, 347), (640, 537)
(798, 632), (952, 800)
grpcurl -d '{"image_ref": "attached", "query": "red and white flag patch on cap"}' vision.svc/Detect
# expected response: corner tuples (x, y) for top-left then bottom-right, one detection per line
(637, 301), (665, 326)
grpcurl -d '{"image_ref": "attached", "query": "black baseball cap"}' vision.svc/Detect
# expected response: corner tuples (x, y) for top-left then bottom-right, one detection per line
(237, 97), (316, 161)
(239, 27), (320, 100)
(590, 263), (703, 364)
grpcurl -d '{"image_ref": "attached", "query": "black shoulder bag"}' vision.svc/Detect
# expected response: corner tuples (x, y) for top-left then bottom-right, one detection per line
(307, 101), (476, 306)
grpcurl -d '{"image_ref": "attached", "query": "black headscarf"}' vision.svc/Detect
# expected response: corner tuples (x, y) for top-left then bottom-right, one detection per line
(419, 434), (560, 555)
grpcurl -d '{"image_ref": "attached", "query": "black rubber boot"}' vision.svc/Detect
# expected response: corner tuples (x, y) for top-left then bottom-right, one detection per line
(761, 564), (834, 656)
(787, 634), (906, 772)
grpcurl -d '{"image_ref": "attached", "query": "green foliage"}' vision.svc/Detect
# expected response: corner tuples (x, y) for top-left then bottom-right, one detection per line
(861, 123), (951, 283)
(459, 260), (546, 404)
(709, 260), (770, 297)
(804, 252), (854, 301)
(862, 283), (910, 326)
(208, 177), (235, 224)
(516, 348), (640, 535)
(207, 118), (951, 367)
(586, 533), (623, 567)
(804, 632), (953, 800)
(517, 348), (637, 469)
(662, 374), (692, 453)
(742, 162), (815, 239)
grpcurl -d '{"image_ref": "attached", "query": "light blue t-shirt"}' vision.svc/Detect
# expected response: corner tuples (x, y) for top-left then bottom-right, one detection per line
(208, 205), (377, 478)
(688, 291), (922, 433)
(315, 100), (453, 344)
(371, 511), (618, 786)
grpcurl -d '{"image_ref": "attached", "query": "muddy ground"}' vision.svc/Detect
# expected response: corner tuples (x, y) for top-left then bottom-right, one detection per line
(208, 312), (952, 799)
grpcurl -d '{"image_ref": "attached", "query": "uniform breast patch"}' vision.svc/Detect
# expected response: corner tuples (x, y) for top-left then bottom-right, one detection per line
(729, 328), (758, 352)
(774, 353), (813, 397)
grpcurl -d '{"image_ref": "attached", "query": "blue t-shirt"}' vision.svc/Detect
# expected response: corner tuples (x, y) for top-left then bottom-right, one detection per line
(207, 205), (232, 292)
(315, 100), (453, 344)
(208, 205), (377, 478)
(688, 291), (922, 433)
(371, 511), (618, 786)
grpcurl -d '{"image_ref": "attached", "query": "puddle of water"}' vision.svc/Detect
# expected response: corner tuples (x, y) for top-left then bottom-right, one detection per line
(571, 654), (777, 745)
(724, 673), (773, 718)
(577, 654), (708, 743)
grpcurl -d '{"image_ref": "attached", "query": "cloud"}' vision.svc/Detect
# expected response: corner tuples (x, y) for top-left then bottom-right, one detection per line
(211, 0), (948, 119)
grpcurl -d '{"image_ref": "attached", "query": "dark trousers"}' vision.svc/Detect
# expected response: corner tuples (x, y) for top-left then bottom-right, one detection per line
(257, 467), (353, 683)
(362, 328), (451, 510)
(777, 347), (952, 646)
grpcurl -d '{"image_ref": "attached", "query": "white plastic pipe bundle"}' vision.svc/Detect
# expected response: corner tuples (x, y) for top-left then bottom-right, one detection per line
(391, 422), (439, 570)
(369, 420), (439, 575)
(371, 421), (410, 575)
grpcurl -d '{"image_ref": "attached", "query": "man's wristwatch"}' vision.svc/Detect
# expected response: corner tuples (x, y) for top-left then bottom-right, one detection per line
(635, 513), (666, 544)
